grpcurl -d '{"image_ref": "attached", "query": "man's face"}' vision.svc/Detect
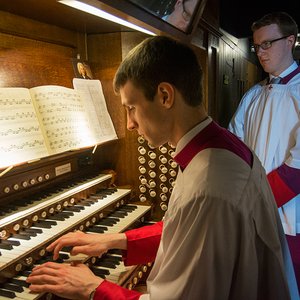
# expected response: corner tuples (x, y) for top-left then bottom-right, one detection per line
(167, 0), (197, 31)
(120, 81), (170, 148)
(253, 24), (294, 75)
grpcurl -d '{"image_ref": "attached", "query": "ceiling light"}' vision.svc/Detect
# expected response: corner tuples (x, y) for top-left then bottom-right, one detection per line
(58, 0), (155, 36)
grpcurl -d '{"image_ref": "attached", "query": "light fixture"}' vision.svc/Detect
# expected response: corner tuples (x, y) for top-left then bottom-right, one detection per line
(58, 0), (156, 36)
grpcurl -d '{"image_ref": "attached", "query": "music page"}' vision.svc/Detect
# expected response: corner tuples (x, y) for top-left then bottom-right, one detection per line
(29, 85), (97, 154)
(73, 78), (118, 143)
(0, 88), (48, 169)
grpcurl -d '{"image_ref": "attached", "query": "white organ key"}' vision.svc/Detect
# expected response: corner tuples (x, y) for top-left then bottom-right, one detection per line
(105, 205), (150, 234)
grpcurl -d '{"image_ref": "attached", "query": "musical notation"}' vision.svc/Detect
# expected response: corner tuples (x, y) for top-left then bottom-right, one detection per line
(0, 82), (117, 169)
(0, 140), (45, 152)
(0, 126), (40, 136)
(0, 111), (36, 121)
(30, 85), (96, 152)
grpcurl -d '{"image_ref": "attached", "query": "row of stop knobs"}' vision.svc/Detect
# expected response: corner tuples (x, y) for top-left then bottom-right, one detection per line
(137, 136), (177, 212)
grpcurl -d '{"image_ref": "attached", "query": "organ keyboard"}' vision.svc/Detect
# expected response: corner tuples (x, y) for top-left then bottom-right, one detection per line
(0, 162), (152, 300)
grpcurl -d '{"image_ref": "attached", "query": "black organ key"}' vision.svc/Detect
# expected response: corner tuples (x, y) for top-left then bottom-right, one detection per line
(48, 214), (66, 221)
(42, 220), (57, 226)
(82, 201), (95, 206)
(109, 249), (123, 255)
(91, 266), (110, 277)
(87, 227), (106, 233)
(10, 278), (30, 288)
(0, 242), (13, 250)
(2, 282), (23, 293)
(12, 233), (31, 240)
(24, 228), (43, 234)
(58, 211), (74, 217)
(89, 194), (105, 200)
(107, 217), (120, 222)
(19, 230), (37, 237)
(104, 258), (121, 265)
(98, 218), (119, 226)
(1, 239), (20, 246)
(60, 246), (73, 253)
(34, 220), (57, 228)
(106, 255), (122, 263)
(93, 225), (108, 231)
(119, 205), (137, 212)
(64, 206), (83, 212)
(109, 211), (128, 218)
(0, 288), (15, 298)
(58, 253), (70, 260)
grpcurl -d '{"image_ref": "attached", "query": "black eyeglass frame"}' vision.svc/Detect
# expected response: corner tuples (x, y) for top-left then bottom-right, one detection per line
(251, 35), (290, 53)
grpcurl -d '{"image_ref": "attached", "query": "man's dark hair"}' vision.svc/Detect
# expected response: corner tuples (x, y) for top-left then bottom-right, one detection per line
(113, 35), (203, 106)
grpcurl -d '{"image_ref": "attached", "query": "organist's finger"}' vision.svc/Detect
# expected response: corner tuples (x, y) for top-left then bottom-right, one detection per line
(28, 261), (63, 275)
(27, 262), (102, 299)
(47, 231), (86, 260)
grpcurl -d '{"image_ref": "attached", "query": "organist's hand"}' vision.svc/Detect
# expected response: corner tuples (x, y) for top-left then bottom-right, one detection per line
(26, 262), (102, 300)
(47, 231), (127, 260)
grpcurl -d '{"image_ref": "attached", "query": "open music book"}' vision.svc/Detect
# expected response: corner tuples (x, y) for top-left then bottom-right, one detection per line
(0, 79), (117, 169)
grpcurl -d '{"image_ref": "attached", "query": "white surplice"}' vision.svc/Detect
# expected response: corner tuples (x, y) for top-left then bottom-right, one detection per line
(140, 119), (297, 300)
(228, 62), (300, 236)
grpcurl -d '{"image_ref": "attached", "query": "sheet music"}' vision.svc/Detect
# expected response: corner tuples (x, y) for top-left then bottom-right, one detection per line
(0, 88), (48, 168)
(73, 79), (118, 143)
(30, 85), (96, 154)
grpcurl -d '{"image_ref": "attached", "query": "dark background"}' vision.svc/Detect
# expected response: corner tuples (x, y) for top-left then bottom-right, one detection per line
(219, 0), (299, 38)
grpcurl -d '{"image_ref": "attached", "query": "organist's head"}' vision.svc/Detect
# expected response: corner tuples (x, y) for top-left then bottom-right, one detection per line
(113, 36), (206, 148)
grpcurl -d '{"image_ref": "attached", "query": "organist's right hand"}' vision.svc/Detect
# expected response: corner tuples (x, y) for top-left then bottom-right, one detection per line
(47, 231), (127, 260)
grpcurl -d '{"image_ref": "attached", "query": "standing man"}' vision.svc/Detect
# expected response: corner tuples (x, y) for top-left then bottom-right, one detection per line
(229, 11), (300, 293)
(27, 36), (298, 299)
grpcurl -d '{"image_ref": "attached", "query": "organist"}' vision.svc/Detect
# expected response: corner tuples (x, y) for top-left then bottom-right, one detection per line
(27, 36), (298, 300)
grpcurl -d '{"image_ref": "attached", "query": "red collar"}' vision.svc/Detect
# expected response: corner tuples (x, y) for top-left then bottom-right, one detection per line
(279, 65), (300, 84)
(174, 121), (253, 171)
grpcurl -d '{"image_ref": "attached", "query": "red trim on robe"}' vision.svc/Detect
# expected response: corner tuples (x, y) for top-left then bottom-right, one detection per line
(276, 164), (300, 194)
(281, 65), (300, 84)
(123, 221), (163, 266)
(175, 121), (253, 170)
(267, 169), (296, 207)
(94, 280), (141, 300)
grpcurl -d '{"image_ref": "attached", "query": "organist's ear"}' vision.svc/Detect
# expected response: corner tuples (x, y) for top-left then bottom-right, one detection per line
(158, 82), (175, 108)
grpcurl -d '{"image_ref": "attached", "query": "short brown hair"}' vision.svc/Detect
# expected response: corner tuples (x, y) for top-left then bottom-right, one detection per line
(113, 36), (203, 107)
(251, 12), (298, 47)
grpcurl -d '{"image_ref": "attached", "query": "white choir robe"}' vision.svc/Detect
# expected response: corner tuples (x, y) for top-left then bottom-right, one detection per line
(228, 69), (300, 236)
(140, 150), (296, 299)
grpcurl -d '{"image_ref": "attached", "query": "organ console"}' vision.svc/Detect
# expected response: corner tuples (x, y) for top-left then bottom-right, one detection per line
(0, 152), (153, 299)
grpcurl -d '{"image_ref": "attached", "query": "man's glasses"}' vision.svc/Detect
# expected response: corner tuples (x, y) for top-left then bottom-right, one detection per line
(181, 1), (192, 22)
(251, 36), (289, 53)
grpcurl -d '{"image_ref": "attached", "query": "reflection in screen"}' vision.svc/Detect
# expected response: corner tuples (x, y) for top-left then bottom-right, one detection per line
(128, 0), (200, 33)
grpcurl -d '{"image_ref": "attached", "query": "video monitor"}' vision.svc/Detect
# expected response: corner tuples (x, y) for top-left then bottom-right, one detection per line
(127, 0), (201, 33)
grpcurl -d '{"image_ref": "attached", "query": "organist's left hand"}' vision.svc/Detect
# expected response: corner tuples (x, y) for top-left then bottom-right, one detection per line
(26, 261), (102, 300)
